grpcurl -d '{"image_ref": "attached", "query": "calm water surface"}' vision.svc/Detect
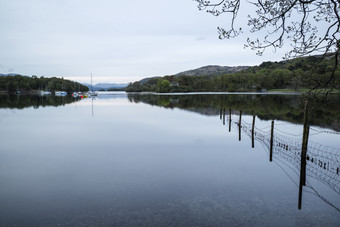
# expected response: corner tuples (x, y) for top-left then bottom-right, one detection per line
(0, 92), (339, 226)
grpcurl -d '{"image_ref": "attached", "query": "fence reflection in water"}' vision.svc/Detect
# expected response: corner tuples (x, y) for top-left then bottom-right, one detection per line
(219, 107), (340, 212)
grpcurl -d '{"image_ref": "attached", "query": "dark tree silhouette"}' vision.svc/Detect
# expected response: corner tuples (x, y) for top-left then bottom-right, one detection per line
(194, 0), (340, 95)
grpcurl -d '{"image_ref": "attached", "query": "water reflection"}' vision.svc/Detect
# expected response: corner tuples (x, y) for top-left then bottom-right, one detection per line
(217, 106), (340, 212)
(0, 94), (82, 109)
(91, 96), (97, 117)
(127, 93), (340, 131)
(0, 92), (339, 225)
(128, 93), (340, 212)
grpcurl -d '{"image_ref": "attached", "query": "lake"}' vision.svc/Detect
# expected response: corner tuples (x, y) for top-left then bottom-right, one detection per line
(0, 92), (339, 226)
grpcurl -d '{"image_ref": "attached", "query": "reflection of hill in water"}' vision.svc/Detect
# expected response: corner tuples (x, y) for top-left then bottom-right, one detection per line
(0, 95), (81, 109)
(128, 93), (340, 131)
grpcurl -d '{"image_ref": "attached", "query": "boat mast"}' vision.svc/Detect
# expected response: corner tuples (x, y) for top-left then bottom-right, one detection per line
(91, 73), (93, 92)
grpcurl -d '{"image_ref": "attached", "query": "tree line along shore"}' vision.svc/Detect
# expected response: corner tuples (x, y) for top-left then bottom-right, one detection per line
(126, 56), (340, 93)
(1, 55), (340, 95)
(0, 75), (89, 94)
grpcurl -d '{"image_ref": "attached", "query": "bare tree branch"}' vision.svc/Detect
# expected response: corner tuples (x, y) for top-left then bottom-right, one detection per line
(194, 0), (340, 94)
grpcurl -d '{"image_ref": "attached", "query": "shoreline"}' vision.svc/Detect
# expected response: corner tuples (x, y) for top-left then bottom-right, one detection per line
(1, 89), (339, 96)
(125, 89), (340, 95)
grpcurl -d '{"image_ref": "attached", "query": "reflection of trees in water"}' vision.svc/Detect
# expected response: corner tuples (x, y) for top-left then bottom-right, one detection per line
(0, 95), (81, 109)
(222, 109), (340, 212)
(128, 93), (340, 211)
(127, 93), (340, 131)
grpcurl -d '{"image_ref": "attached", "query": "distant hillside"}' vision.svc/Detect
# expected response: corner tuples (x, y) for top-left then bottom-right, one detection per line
(175, 65), (249, 76)
(126, 55), (340, 93)
(135, 65), (248, 85)
(82, 83), (128, 91)
(0, 75), (89, 93)
(139, 76), (161, 85)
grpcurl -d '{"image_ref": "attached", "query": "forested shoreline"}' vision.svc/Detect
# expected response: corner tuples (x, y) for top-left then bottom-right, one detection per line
(1, 55), (340, 95)
(126, 56), (340, 93)
(0, 75), (89, 94)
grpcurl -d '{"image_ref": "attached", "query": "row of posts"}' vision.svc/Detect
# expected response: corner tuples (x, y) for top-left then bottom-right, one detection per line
(221, 103), (309, 162)
(220, 108), (232, 132)
(221, 108), (270, 153)
(220, 101), (310, 210)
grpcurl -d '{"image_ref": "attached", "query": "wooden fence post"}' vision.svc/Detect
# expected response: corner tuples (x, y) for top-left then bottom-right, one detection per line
(301, 101), (309, 186)
(252, 115), (255, 148)
(298, 101), (309, 209)
(223, 109), (226, 125)
(239, 111), (242, 141)
(229, 109), (232, 132)
(270, 120), (274, 162)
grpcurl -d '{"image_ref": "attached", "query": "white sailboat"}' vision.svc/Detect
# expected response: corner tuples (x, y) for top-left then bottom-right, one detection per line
(55, 84), (67, 96)
(72, 81), (79, 97)
(38, 85), (51, 95)
(88, 73), (98, 96)
(55, 91), (67, 96)
(39, 91), (51, 95)
(72, 92), (79, 97)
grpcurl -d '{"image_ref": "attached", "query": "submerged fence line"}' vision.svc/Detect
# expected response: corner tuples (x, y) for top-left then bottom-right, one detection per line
(220, 109), (340, 196)
(309, 127), (340, 136)
(220, 109), (340, 211)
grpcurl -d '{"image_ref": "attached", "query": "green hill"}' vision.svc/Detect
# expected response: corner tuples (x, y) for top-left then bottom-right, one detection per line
(0, 75), (89, 94)
(126, 55), (340, 93)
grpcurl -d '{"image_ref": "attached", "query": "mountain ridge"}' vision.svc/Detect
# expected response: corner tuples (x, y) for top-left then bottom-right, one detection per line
(174, 65), (249, 77)
(82, 82), (128, 91)
(136, 65), (248, 85)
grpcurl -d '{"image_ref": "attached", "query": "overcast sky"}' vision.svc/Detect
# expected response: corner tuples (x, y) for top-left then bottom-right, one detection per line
(0, 0), (289, 84)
